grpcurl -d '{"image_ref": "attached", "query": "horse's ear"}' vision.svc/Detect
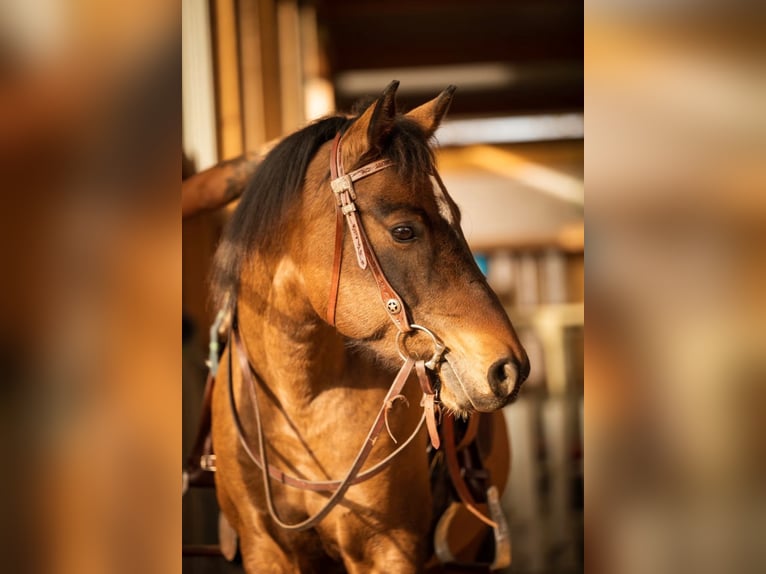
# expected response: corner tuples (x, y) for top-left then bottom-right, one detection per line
(367, 80), (399, 145)
(342, 81), (399, 160)
(405, 85), (456, 137)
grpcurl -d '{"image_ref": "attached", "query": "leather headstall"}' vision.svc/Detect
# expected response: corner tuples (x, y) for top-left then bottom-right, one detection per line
(325, 132), (411, 333)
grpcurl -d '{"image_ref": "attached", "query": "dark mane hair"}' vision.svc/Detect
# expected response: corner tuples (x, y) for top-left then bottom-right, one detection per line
(359, 115), (436, 182)
(210, 110), (436, 311)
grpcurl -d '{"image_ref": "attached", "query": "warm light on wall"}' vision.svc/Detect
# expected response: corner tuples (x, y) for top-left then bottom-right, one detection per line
(304, 78), (335, 121)
(336, 63), (518, 95)
(460, 145), (584, 206)
(436, 114), (584, 146)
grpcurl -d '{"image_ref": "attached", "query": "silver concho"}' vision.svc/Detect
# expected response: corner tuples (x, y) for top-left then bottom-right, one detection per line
(386, 299), (401, 314)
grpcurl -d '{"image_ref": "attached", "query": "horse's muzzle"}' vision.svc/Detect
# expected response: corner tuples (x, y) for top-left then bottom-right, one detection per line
(439, 351), (530, 413)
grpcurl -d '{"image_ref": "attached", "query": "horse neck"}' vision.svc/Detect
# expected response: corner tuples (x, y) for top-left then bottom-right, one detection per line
(236, 252), (346, 406)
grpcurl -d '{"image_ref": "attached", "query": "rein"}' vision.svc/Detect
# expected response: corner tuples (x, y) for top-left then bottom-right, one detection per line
(230, 326), (430, 530)
(229, 329), (427, 494)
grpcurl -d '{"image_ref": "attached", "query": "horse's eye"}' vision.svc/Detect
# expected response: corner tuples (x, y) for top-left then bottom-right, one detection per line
(391, 225), (416, 242)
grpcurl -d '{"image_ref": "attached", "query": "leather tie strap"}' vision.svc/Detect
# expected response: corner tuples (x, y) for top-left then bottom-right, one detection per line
(455, 409), (480, 452)
(416, 360), (441, 449)
(183, 370), (217, 492)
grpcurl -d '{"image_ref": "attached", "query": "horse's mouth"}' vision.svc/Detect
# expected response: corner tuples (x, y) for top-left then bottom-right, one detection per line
(435, 356), (478, 416)
(436, 353), (523, 414)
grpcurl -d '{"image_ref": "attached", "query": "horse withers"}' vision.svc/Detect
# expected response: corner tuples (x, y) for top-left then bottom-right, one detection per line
(209, 81), (529, 573)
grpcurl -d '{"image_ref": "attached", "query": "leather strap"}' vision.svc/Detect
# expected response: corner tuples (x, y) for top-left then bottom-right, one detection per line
(326, 132), (411, 333)
(326, 205), (345, 326)
(230, 325), (429, 530)
(455, 409), (480, 452)
(183, 370), (217, 491)
(442, 413), (498, 528)
(416, 360), (441, 449)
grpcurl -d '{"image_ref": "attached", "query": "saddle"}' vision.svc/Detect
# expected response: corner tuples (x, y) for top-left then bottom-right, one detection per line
(183, 361), (511, 571)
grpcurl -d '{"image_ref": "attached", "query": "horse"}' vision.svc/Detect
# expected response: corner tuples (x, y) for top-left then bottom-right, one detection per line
(208, 81), (529, 573)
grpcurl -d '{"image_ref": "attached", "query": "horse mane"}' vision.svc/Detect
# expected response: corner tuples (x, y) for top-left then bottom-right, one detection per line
(210, 109), (437, 312)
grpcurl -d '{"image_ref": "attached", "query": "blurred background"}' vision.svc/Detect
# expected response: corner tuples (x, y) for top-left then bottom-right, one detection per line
(182, 1), (583, 573)
(585, 4), (766, 574)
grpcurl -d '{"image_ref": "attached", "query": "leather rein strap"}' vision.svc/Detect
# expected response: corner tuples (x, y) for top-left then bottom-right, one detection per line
(230, 325), (427, 530)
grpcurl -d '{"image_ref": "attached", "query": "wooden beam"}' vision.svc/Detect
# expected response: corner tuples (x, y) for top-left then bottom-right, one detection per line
(212, 0), (243, 159)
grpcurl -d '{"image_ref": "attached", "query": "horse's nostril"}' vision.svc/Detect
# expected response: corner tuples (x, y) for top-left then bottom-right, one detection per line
(488, 357), (529, 397)
(488, 358), (513, 396)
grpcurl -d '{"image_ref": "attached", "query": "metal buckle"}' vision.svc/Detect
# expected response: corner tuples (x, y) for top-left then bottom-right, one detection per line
(330, 174), (354, 194)
(200, 454), (217, 472)
(396, 324), (447, 370)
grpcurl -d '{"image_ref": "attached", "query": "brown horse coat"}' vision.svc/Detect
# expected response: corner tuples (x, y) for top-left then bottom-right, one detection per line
(210, 83), (528, 573)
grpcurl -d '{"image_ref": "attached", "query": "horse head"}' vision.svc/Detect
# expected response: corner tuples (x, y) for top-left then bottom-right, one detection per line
(294, 81), (529, 415)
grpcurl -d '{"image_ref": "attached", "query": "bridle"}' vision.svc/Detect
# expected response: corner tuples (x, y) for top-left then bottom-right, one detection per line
(227, 130), (457, 531)
(325, 129), (444, 450)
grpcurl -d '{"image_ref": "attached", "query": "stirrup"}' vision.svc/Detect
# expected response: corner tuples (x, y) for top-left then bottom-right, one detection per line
(433, 486), (511, 571)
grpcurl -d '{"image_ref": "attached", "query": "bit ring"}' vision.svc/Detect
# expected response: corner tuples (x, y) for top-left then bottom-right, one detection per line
(396, 324), (446, 370)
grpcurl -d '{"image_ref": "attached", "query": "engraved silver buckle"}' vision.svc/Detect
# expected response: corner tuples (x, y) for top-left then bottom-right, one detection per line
(330, 174), (351, 193)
